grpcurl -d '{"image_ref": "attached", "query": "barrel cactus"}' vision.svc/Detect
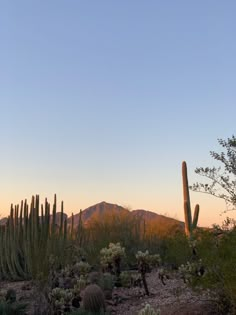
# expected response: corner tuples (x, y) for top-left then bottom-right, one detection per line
(83, 284), (105, 313)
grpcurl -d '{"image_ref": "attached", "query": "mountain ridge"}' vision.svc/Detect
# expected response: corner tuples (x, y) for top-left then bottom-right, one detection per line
(67, 201), (184, 228)
(0, 201), (184, 229)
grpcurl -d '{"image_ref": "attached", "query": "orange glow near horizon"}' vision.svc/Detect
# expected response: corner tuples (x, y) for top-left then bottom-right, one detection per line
(1, 190), (235, 228)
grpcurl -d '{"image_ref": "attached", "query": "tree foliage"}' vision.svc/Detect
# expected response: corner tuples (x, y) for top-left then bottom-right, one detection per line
(190, 135), (236, 212)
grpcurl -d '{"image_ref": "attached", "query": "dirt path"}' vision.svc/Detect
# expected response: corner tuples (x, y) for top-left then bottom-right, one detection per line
(107, 270), (216, 314)
(0, 270), (217, 315)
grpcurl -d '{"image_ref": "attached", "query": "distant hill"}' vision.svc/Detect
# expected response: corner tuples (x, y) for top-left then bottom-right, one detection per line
(132, 209), (163, 220)
(0, 201), (184, 232)
(67, 201), (184, 230)
(67, 201), (130, 226)
(132, 209), (183, 225)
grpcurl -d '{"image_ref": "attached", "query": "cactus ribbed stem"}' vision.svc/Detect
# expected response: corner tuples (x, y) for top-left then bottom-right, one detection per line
(71, 213), (74, 239)
(0, 194), (69, 280)
(182, 161), (200, 237)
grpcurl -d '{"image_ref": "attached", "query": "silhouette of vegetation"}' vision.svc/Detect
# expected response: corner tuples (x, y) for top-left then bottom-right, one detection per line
(183, 218), (236, 313)
(190, 135), (236, 212)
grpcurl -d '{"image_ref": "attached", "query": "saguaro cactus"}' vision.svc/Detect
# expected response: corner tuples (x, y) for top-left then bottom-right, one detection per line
(182, 161), (200, 237)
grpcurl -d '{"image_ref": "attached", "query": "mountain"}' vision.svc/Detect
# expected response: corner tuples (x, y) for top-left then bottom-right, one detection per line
(0, 201), (184, 231)
(132, 209), (183, 225)
(132, 209), (161, 220)
(67, 201), (130, 226)
(67, 201), (184, 229)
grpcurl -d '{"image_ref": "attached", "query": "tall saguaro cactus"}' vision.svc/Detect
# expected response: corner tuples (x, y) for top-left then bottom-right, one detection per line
(182, 161), (200, 237)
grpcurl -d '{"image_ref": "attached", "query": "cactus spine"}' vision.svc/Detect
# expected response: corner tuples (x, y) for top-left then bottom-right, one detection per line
(182, 161), (200, 237)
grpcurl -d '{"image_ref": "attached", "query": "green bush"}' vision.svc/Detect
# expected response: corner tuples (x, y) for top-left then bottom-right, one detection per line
(161, 231), (191, 269)
(186, 220), (236, 313)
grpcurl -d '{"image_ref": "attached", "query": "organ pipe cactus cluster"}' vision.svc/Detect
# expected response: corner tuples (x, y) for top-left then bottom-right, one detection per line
(182, 161), (200, 238)
(0, 194), (69, 280)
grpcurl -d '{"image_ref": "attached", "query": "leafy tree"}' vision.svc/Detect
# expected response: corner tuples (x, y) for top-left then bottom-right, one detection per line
(190, 135), (236, 212)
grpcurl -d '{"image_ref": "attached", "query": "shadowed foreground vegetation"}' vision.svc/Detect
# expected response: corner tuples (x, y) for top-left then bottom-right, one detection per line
(0, 193), (236, 314)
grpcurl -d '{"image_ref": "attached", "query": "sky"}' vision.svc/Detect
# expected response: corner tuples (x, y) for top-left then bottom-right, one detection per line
(0, 1), (236, 227)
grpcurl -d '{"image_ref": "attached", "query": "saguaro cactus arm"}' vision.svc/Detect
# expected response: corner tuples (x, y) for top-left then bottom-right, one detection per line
(192, 204), (199, 229)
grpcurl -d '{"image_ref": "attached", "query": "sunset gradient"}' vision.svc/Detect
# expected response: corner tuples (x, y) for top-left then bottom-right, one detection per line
(1, 1), (236, 227)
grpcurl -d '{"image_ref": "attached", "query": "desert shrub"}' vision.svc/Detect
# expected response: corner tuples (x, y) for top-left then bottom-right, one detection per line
(183, 219), (236, 313)
(120, 271), (133, 288)
(161, 231), (191, 269)
(83, 212), (145, 265)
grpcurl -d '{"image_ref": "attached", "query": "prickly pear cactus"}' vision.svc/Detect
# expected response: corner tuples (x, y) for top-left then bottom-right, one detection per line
(138, 303), (161, 315)
(83, 284), (106, 313)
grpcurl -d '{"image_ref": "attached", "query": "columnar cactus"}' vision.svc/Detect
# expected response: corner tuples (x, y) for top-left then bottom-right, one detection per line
(182, 161), (200, 237)
(0, 194), (69, 280)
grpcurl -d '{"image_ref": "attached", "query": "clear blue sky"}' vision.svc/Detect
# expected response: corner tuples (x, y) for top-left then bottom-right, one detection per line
(1, 1), (236, 226)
